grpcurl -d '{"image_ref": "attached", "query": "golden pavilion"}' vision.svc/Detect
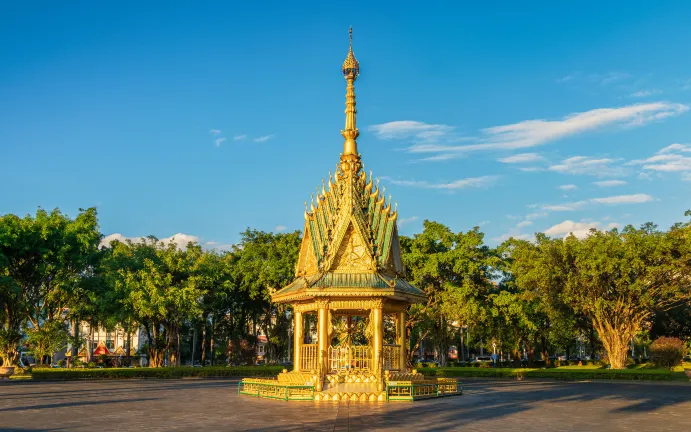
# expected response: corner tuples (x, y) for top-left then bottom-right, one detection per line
(239, 29), (460, 402)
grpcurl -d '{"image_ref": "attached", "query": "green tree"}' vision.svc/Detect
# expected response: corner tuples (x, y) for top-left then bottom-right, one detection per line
(509, 225), (691, 369)
(0, 207), (100, 366)
(105, 238), (205, 367)
(401, 221), (498, 366)
(25, 320), (68, 364)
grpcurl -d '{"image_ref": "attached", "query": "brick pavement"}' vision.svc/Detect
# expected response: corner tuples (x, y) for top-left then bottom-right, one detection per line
(0, 378), (690, 431)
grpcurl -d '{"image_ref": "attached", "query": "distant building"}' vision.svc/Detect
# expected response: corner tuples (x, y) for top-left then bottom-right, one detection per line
(55, 322), (147, 366)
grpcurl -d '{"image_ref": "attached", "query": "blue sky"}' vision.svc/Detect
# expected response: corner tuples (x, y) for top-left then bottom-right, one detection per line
(2, 1), (691, 248)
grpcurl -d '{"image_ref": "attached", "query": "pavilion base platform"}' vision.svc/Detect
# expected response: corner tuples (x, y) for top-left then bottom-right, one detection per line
(239, 371), (462, 402)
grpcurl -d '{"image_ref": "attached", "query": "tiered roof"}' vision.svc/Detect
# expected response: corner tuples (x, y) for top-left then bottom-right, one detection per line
(271, 30), (426, 305)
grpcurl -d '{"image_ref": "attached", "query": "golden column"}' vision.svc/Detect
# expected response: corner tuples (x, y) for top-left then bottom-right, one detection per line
(397, 311), (407, 372)
(293, 310), (303, 372)
(316, 299), (330, 391)
(371, 299), (384, 390)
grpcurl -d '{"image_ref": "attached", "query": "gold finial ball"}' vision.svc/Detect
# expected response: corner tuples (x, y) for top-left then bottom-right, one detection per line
(342, 28), (359, 79)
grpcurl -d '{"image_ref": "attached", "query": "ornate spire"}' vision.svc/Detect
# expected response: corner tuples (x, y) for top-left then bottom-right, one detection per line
(340, 27), (360, 169)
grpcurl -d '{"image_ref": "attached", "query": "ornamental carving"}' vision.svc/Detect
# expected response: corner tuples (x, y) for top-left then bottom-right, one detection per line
(331, 224), (374, 273)
(329, 299), (384, 311)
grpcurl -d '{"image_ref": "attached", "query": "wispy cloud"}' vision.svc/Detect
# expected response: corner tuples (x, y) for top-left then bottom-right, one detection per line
(383, 175), (498, 190)
(558, 184), (578, 191)
(590, 193), (652, 204)
(629, 143), (691, 175)
(593, 180), (627, 187)
(548, 156), (625, 177)
(544, 220), (620, 239)
(681, 79), (691, 91)
(516, 220), (533, 228)
(630, 89), (661, 98)
(538, 193), (653, 212)
(398, 216), (420, 227)
(274, 225), (288, 232)
(368, 121), (456, 141)
(381, 103), (688, 159)
(214, 137), (227, 147)
(209, 129), (221, 136)
(497, 153), (545, 164)
(254, 134), (275, 143)
(234, 134), (247, 141)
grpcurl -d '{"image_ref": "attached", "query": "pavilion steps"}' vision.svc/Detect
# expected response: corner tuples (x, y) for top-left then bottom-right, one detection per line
(317, 377), (386, 402)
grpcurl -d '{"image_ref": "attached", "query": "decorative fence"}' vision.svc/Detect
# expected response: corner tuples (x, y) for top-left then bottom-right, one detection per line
(238, 379), (314, 401)
(386, 378), (462, 401)
(328, 345), (372, 374)
(383, 344), (401, 371)
(300, 344), (318, 372)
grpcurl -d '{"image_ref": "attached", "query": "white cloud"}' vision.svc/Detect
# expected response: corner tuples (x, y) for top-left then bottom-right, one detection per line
(398, 216), (420, 227)
(274, 225), (288, 232)
(525, 212), (548, 220)
(368, 121), (455, 141)
(591, 193), (653, 204)
(549, 156), (624, 177)
(214, 137), (226, 147)
(630, 89), (661, 98)
(538, 193), (652, 213)
(659, 143), (691, 153)
(682, 79), (691, 91)
(234, 134), (247, 141)
(477, 220), (490, 226)
(516, 220), (533, 228)
(100, 233), (200, 249)
(497, 153), (545, 163)
(254, 134), (275, 143)
(593, 180), (627, 187)
(558, 184), (578, 191)
(541, 201), (588, 212)
(384, 176), (498, 190)
(630, 150), (691, 173)
(682, 173), (691, 181)
(544, 220), (620, 239)
(209, 129), (221, 136)
(398, 102), (687, 156)
(519, 167), (544, 172)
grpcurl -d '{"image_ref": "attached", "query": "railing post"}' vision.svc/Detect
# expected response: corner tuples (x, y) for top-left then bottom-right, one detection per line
(294, 310), (302, 372)
(372, 299), (383, 390)
(397, 311), (407, 372)
(316, 299), (329, 392)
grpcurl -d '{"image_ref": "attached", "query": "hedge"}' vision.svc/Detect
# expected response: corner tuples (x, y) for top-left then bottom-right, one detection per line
(418, 367), (688, 381)
(31, 366), (285, 381)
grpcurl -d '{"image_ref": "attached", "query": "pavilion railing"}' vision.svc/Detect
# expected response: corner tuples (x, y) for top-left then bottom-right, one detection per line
(383, 344), (401, 371)
(328, 345), (372, 374)
(300, 344), (318, 372)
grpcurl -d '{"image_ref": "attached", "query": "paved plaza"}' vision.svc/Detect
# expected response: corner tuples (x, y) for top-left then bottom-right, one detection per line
(0, 378), (690, 431)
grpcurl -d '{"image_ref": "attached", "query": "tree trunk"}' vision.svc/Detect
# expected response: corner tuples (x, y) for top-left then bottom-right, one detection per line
(125, 327), (132, 367)
(209, 315), (216, 367)
(593, 317), (638, 370)
(201, 318), (207, 366)
(70, 319), (79, 367)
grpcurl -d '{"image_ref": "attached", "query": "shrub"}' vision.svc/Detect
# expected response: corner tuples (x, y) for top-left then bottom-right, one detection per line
(649, 337), (685, 369)
(87, 362), (96, 368)
(31, 365), (285, 380)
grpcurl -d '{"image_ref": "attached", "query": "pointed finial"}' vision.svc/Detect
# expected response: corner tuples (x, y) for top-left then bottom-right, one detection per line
(349, 26), (353, 47)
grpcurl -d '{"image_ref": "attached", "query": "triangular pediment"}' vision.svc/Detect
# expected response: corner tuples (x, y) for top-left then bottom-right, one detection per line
(296, 223), (320, 276)
(329, 221), (375, 273)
